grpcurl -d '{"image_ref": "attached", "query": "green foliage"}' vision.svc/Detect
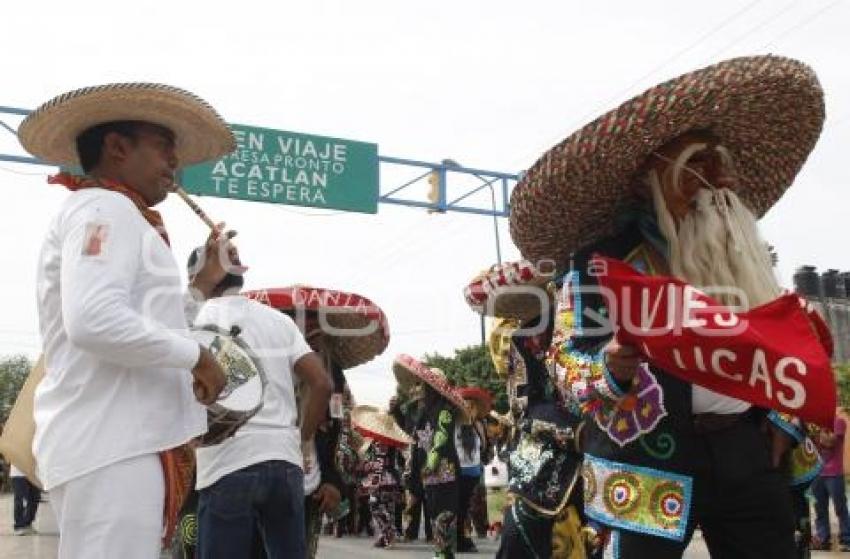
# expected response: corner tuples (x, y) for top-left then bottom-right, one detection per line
(0, 354), (32, 490)
(487, 487), (508, 523)
(835, 363), (850, 411)
(0, 354), (31, 426)
(422, 345), (508, 414)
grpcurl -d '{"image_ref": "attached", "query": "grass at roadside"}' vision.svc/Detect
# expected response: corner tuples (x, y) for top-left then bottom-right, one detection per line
(486, 487), (508, 523)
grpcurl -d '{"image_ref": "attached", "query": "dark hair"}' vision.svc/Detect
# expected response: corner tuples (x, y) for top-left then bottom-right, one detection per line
(459, 423), (477, 461)
(511, 311), (555, 404)
(423, 384), (442, 409)
(186, 247), (245, 294)
(75, 120), (146, 173)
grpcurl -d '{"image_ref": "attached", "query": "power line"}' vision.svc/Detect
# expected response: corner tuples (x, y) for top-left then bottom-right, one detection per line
(700, 0), (799, 63)
(343, 209), (461, 285)
(593, 0), (764, 125)
(0, 164), (48, 177)
(350, 215), (474, 285)
(517, 0), (763, 168)
(337, 213), (434, 284)
(757, 0), (842, 51)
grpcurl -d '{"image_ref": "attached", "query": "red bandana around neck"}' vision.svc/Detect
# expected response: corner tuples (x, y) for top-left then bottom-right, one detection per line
(49, 172), (170, 246)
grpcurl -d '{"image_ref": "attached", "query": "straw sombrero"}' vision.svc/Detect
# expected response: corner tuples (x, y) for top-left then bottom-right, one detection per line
(18, 83), (235, 167)
(246, 286), (390, 369)
(351, 405), (412, 448)
(0, 356), (44, 487)
(464, 260), (555, 323)
(510, 55), (824, 266)
(392, 354), (467, 412)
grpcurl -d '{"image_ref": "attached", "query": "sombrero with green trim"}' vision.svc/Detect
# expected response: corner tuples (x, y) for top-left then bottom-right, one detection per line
(392, 354), (467, 412)
(509, 55), (824, 267)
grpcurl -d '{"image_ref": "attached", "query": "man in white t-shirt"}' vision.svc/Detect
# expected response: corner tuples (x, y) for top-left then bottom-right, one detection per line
(22, 84), (233, 559)
(188, 254), (332, 559)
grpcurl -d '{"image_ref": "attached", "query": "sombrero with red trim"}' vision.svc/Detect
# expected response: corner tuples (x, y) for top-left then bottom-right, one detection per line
(245, 286), (390, 369)
(351, 405), (412, 449)
(464, 260), (555, 323)
(510, 55), (824, 267)
(392, 354), (467, 412)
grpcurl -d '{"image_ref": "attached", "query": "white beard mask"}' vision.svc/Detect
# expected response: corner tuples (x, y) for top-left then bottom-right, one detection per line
(648, 172), (781, 311)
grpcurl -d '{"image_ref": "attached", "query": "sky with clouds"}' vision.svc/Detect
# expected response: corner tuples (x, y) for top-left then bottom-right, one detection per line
(0, 0), (847, 406)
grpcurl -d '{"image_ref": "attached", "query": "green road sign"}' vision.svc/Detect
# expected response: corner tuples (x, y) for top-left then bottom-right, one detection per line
(181, 123), (379, 214)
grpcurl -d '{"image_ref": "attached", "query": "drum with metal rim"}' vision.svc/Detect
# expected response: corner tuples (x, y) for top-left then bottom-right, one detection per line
(189, 324), (267, 446)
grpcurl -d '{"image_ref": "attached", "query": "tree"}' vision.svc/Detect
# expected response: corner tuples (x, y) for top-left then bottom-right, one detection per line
(835, 362), (850, 411)
(0, 354), (32, 426)
(422, 345), (508, 414)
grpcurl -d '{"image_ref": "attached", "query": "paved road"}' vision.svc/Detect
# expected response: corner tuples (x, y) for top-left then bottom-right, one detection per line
(1, 494), (845, 558)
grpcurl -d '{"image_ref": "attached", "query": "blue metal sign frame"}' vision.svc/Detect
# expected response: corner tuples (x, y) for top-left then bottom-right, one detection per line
(0, 106), (517, 218)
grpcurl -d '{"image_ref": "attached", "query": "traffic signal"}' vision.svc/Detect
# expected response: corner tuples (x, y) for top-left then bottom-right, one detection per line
(426, 170), (444, 212)
(427, 170), (441, 204)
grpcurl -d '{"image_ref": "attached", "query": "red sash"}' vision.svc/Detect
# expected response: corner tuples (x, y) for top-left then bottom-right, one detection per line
(591, 256), (836, 427)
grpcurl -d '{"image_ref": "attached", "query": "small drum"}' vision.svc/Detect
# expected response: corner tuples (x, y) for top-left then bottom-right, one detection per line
(189, 324), (267, 446)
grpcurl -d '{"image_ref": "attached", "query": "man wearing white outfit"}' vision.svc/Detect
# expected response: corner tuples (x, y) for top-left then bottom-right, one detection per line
(186, 250), (333, 559)
(19, 83), (235, 558)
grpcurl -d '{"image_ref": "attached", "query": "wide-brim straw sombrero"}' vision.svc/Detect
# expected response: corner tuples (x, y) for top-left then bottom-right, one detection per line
(392, 354), (467, 412)
(246, 286), (390, 369)
(458, 386), (493, 416)
(351, 405), (412, 448)
(0, 356), (45, 487)
(18, 83), (235, 167)
(510, 55), (824, 267)
(464, 260), (555, 323)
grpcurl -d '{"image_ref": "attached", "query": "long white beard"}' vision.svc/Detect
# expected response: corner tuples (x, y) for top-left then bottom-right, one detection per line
(649, 176), (781, 311)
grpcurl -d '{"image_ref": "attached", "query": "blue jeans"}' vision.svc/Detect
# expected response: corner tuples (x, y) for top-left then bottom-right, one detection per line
(198, 460), (305, 559)
(11, 477), (40, 529)
(812, 475), (850, 545)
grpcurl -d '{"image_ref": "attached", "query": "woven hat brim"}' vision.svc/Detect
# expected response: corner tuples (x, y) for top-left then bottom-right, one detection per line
(464, 261), (554, 322)
(351, 405), (412, 448)
(354, 426), (411, 448)
(509, 55), (825, 266)
(324, 312), (390, 369)
(246, 287), (390, 369)
(468, 288), (551, 322)
(18, 83), (235, 167)
(392, 355), (467, 412)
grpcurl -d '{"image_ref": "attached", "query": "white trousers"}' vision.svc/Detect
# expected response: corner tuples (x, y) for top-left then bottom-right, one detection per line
(50, 453), (164, 559)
